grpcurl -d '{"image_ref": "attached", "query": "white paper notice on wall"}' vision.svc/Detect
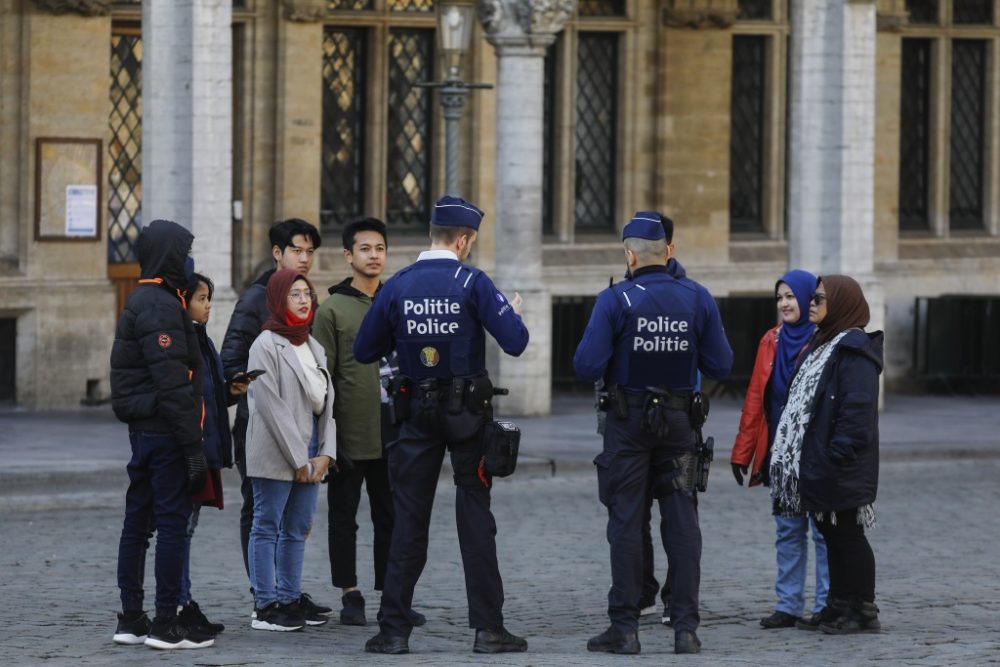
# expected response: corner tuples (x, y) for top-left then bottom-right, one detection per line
(65, 184), (98, 237)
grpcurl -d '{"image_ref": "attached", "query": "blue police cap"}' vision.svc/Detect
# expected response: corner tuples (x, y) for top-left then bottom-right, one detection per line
(622, 212), (666, 241)
(431, 195), (485, 230)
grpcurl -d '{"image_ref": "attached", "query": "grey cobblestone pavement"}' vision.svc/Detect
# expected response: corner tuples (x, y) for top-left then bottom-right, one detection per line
(1, 394), (999, 665)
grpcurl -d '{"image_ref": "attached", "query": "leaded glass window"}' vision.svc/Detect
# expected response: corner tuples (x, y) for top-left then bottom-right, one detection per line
(906, 0), (938, 23)
(949, 40), (986, 231)
(730, 35), (766, 234)
(953, 0), (992, 24)
(577, 0), (625, 17)
(321, 27), (367, 231)
(899, 39), (932, 232)
(543, 38), (559, 236)
(388, 0), (433, 12)
(109, 29), (142, 264)
(386, 29), (434, 228)
(574, 33), (618, 232)
(737, 0), (771, 20)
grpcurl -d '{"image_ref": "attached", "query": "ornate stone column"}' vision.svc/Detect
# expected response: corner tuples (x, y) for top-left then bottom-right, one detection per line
(142, 0), (233, 340)
(479, 0), (574, 416)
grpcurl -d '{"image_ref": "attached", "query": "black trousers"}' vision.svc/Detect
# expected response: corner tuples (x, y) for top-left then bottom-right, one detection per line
(234, 436), (254, 582)
(378, 407), (503, 638)
(814, 509), (876, 603)
(641, 485), (672, 606)
(597, 407), (701, 635)
(327, 457), (394, 590)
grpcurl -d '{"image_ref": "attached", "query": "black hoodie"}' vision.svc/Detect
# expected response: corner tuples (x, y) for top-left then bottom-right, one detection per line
(110, 220), (204, 452)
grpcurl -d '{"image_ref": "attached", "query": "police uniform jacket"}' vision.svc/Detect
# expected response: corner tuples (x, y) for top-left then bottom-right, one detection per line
(353, 250), (529, 378)
(573, 265), (733, 392)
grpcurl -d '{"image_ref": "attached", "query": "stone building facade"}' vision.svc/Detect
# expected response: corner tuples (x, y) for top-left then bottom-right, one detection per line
(1, 0), (998, 410)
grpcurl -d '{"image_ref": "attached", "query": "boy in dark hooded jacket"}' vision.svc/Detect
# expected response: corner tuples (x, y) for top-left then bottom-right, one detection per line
(110, 219), (213, 650)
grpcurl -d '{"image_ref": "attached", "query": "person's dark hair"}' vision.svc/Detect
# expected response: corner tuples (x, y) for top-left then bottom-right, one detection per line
(343, 217), (388, 251)
(658, 213), (674, 244)
(269, 218), (322, 252)
(429, 224), (476, 245)
(183, 272), (214, 302)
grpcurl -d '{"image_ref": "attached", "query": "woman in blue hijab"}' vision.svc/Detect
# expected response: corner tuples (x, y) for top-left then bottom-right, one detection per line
(730, 270), (831, 630)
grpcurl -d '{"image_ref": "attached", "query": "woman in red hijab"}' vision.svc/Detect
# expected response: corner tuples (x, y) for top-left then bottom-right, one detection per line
(245, 269), (337, 632)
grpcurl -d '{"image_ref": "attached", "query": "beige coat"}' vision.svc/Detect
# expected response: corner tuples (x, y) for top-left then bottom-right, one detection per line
(246, 330), (336, 480)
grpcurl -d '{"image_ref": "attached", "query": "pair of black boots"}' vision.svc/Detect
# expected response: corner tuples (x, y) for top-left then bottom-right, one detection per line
(816, 597), (881, 634)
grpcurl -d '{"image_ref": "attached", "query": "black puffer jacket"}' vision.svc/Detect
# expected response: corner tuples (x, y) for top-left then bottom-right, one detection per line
(110, 220), (204, 453)
(799, 329), (884, 513)
(220, 268), (273, 441)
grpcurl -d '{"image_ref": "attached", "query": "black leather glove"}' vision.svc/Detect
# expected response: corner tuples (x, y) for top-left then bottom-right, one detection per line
(731, 463), (748, 486)
(184, 448), (209, 495)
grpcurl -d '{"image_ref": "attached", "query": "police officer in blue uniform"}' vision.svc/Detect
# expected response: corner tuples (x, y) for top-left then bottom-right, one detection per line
(354, 195), (530, 655)
(574, 212), (732, 655)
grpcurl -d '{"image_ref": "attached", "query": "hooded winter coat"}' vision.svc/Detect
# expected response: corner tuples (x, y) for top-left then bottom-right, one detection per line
(798, 329), (884, 513)
(110, 219), (204, 452)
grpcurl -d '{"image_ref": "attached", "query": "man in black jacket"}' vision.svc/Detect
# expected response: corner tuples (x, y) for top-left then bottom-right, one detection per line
(111, 219), (213, 650)
(220, 218), (327, 616)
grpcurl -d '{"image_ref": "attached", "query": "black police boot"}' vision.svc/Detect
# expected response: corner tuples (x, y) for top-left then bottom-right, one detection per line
(586, 627), (641, 654)
(473, 627), (528, 654)
(820, 600), (881, 635)
(364, 631), (409, 654)
(674, 629), (702, 654)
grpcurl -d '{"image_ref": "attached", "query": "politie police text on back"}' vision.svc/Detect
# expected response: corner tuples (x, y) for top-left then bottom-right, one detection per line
(633, 315), (690, 352)
(404, 297), (462, 335)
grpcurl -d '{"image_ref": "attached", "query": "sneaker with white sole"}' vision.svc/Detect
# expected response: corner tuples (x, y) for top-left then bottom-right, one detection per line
(285, 599), (328, 626)
(113, 610), (151, 645)
(144, 616), (215, 650)
(251, 602), (305, 632)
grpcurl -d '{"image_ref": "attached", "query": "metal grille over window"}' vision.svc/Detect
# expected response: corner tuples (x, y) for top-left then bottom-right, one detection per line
(898, 39), (932, 232)
(905, 0), (938, 23)
(574, 33), (618, 231)
(328, 0), (374, 10)
(737, 0), (771, 20)
(322, 28), (367, 231)
(386, 29), (434, 228)
(108, 31), (142, 264)
(949, 40), (986, 231)
(729, 35), (766, 234)
(388, 0), (434, 12)
(953, 0), (993, 24)
(542, 38), (558, 236)
(577, 0), (625, 17)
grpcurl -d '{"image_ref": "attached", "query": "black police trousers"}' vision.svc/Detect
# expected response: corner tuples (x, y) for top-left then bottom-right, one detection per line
(595, 406), (701, 635)
(377, 406), (504, 638)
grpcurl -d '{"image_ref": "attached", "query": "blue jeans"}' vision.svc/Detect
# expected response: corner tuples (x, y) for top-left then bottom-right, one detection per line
(774, 515), (829, 616)
(117, 432), (192, 618)
(179, 505), (202, 606)
(248, 425), (319, 608)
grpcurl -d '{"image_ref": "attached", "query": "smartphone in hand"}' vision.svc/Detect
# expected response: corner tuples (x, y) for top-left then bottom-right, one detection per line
(232, 369), (266, 383)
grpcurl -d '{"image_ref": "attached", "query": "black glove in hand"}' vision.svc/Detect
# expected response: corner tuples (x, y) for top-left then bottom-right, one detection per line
(731, 463), (748, 486)
(184, 450), (209, 495)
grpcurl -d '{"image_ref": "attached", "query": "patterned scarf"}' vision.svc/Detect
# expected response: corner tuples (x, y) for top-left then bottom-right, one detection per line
(769, 331), (848, 518)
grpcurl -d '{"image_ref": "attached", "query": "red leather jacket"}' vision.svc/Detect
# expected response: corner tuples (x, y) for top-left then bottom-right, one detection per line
(730, 325), (780, 487)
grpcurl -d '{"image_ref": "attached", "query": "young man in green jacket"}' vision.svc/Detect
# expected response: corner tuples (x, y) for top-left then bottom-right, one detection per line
(313, 218), (424, 627)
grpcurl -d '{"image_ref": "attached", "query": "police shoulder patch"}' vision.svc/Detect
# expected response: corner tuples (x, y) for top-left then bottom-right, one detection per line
(157, 333), (172, 349)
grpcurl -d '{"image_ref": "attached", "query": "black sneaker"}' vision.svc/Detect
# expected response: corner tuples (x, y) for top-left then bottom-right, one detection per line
(178, 600), (224, 635)
(286, 599), (328, 626)
(113, 610), (151, 645)
(638, 594), (657, 616)
(474, 627), (529, 654)
(144, 616), (215, 649)
(760, 610), (800, 628)
(340, 591), (367, 626)
(251, 602), (305, 632)
(365, 631), (409, 654)
(298, 593), (332, 616)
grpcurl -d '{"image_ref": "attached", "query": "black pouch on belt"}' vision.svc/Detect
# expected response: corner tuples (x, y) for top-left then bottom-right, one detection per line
(641, 394), (671, 439)
(388, 376), (412, 425)
(481, 420), (520, 477)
